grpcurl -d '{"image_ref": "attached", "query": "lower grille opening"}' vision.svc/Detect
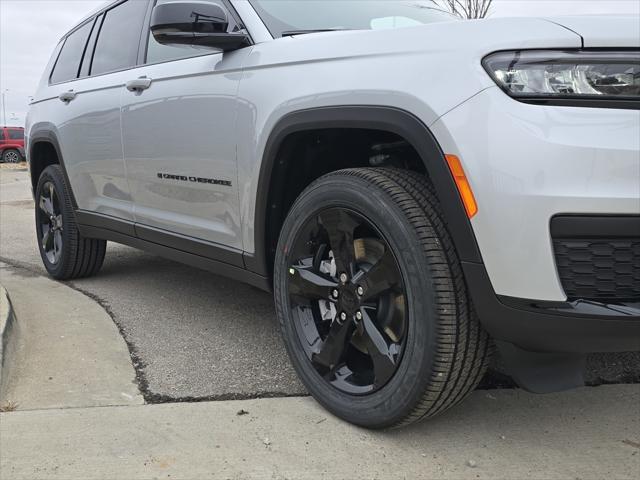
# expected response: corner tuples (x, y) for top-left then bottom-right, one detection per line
(553, 238), (640, 302)
(550, 215), (640, 303)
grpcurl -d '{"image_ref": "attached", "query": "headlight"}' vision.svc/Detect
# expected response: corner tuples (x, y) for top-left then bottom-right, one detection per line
(483, 50), (640, 105)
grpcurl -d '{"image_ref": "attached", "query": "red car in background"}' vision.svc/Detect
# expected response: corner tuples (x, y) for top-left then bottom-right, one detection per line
(0, 126), (25, 163)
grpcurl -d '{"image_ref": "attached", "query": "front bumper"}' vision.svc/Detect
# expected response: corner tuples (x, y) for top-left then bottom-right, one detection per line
(464, 261), (640, 353)
(432, 86), (639, 354)
(432, 86), (640, 302)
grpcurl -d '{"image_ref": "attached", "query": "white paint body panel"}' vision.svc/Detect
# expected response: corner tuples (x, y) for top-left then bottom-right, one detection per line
(235, 16), (583, 254)
(121, 51), (250, 248)
(546, 15), (640, 47)
(28, 70), (137, 221)
(26, 0), (640, 303)
(432, 87), (640, 300)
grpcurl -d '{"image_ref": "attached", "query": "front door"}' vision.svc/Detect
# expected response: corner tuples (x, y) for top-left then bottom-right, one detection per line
(121, 0), (251, 252)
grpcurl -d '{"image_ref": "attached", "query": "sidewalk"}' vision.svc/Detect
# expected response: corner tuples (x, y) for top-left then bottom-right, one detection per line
(2, 386), (639, 479)
(0, 263), (142, 410)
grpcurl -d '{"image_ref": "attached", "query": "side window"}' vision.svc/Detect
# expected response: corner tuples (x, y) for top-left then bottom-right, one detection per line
(50, 21), (94, 84)
(91, 0), (149, 76)
(8, 130), (24, 140)
(145, 0), (242, 65)
(79, 14), (103, 78)
(0, 130), (5, 141)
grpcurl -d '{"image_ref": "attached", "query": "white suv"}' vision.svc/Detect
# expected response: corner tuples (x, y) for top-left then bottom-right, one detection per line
(26, 0), (640, 428)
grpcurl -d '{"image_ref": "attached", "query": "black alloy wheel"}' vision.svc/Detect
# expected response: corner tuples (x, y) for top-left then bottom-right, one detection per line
(275, 168), (491, 429)
(287, 207), (407, 395)
(35, 165), (107, 280)
(37, 181), (64, 265)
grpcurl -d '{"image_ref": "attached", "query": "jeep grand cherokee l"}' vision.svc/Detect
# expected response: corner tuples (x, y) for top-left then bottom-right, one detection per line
(26, 0), (640, 428)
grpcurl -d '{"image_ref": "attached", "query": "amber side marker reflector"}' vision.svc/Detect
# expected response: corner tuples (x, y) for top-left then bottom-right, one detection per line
(445, 154), (478, 219)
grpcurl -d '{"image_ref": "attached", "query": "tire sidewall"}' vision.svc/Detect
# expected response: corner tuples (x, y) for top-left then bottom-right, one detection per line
(275, 173), (441, 428)
(35, 166), (76, 278)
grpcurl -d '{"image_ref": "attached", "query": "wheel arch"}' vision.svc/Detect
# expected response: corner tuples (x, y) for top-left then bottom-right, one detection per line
(248, 105), (483, 279)
(28, 128), (78, 209)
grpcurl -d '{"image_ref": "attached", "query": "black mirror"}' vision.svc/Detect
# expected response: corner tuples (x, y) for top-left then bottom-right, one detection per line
(150, 1), (250, 52)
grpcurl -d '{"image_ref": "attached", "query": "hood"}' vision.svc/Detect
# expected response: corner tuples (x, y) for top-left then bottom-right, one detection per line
(264, 16), (583, 61)
(245, 17), (583, 121)
(544, 15), (640, 47)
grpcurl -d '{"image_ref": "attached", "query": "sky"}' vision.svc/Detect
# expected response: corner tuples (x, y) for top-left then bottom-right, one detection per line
(1, 0), (639, 126)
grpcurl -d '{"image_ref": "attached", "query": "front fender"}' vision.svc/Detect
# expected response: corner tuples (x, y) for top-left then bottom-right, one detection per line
(246, 105), (483, 278)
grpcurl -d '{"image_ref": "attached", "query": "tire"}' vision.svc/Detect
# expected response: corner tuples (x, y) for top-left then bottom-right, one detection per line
(2, 149), (21, 163)
(274, 168), (491, 429)
(35, 165), (106, 280)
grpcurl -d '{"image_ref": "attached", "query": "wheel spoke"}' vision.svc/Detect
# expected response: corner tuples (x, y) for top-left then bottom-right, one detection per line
(48, 183), (55, 206)
(39, 195), (53, 216)
(361, 308), (397, 387)
(289, 265), (338, 303)
(295, 306), (323, 348)
(318, 210), (358, 278)
(312, 318), (354, 369)
(53, 230), (63, 258)
(41, 226), (53, 251)
(354, 248), (401, 301)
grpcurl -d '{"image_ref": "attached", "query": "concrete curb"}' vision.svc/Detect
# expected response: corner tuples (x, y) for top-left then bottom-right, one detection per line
(0, 267), (144, 409)
(0, 284), (19, 397)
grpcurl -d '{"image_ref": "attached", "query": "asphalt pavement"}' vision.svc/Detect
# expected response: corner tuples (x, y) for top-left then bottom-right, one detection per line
(0, 167), (304, 400)
(0, 167), (638, 402)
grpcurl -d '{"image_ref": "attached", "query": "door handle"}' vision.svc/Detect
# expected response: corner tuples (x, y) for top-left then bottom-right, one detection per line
(58, 90), (76, 103)
(126, 77), (152, 93)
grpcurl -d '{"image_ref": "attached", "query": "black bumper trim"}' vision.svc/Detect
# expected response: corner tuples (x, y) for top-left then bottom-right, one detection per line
(551, 214), (640, 238)
(463, 261), (640, 354)
(499, 296), (640, 319)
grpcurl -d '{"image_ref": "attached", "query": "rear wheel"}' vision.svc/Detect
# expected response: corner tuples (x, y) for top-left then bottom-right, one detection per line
(274, 168), (491, 429)
(35, 165), (106, 280)
(2, 149), (21, 163)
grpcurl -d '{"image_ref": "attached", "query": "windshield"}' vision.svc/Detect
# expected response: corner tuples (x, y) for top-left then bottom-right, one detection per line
(248, 0), (457, 38)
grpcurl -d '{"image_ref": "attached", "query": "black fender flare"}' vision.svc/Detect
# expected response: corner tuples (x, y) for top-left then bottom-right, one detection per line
(28, 128), (78, 209)
(247, 105), (483, 278)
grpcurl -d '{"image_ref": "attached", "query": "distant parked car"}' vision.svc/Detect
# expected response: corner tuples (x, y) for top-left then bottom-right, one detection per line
(0, 126), (25, 163)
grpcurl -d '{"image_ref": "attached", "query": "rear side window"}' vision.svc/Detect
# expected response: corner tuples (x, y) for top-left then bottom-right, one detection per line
(79, 14), (103, 78)
(91, 0), (149, 76)
(50, 21), (94, 84)
(8, 129), (24, 140)
(0, 130), (5, 141)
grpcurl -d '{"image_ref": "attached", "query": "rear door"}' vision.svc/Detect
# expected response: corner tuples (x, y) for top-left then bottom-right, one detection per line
(47, 0), (149, 221)
(120, 0), (251, 252)
(7, 128), (24, 147)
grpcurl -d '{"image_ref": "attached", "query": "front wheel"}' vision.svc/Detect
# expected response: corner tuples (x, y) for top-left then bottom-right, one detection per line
(274, 168), (491, 429)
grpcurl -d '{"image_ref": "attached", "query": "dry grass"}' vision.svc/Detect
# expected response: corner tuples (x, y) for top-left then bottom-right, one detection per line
(0, 161), (27, 170)
(0, 400), (19, 412)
